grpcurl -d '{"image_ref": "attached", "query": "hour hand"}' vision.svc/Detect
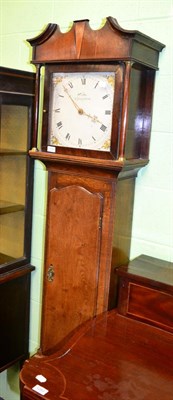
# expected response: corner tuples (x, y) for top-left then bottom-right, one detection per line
(82, 110), (103, 125)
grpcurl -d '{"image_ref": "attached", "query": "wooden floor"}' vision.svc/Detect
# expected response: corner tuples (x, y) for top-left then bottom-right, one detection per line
(20, 310), (173, 400)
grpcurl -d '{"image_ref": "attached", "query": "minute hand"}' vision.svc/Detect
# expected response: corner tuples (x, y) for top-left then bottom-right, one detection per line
(63, 85), (104, 126)
(63, 85), (82, 112)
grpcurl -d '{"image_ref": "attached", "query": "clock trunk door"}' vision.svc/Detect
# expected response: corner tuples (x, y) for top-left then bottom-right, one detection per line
(41, 183), (103, 354)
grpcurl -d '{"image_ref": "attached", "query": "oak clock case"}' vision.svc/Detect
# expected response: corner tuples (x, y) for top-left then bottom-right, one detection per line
(0, 67), (35, 371)
(24, 18), (164, 357)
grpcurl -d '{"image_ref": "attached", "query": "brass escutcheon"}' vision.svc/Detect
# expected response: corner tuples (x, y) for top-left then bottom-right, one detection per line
(47, 265), (55, 282)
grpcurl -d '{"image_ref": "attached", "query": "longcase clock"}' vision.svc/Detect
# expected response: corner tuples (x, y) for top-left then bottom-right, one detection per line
(25, 17), (164, 355)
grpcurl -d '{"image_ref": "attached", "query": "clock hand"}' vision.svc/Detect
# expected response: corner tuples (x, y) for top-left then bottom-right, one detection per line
(63, 85), (105, 127)
(81, 110), (103, 125)
(63, 85), (83, 114)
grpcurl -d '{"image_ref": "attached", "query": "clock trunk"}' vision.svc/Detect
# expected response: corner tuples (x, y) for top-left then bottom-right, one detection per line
(40, 162), (136, 354)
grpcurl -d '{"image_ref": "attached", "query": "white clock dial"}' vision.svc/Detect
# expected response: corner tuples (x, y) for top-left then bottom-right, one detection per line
(48, 72), (115, 151)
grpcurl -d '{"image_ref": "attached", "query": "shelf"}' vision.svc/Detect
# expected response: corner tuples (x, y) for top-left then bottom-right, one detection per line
(0, 200), (24, 215)
(0, 252), (15, 265)
(0, 148), (27, 155)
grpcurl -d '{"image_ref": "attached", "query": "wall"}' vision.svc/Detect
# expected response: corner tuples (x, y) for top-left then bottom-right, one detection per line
(0, 0), (172, 399)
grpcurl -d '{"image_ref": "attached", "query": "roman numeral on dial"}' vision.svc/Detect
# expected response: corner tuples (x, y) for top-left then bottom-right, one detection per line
(68, 82), (73, 88)
(100, 124), (107, 132)
(57, 121), (63, 129)
(66, 133), (71, 140)
(94, 81), (99, 89)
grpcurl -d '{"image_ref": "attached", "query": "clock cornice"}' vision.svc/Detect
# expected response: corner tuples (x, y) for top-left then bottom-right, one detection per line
(27, 17), (165, 69)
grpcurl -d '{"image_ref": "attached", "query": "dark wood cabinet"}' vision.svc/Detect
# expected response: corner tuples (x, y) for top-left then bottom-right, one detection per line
(0, 67), (35, 371)
(117, 254), (173, 333)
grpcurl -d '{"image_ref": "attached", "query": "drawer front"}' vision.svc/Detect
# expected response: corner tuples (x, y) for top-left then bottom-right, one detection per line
(127, 283), (173, 331)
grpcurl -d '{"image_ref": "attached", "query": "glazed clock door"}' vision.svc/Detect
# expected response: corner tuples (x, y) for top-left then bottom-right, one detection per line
(47, 71), (115, 151)
(41, 182), (103, 354)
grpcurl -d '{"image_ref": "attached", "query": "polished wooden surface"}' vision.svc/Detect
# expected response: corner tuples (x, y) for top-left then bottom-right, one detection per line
(117, 255), (173, 333)
(117, 254), (173, 286)
(20, 310), (173, 400)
